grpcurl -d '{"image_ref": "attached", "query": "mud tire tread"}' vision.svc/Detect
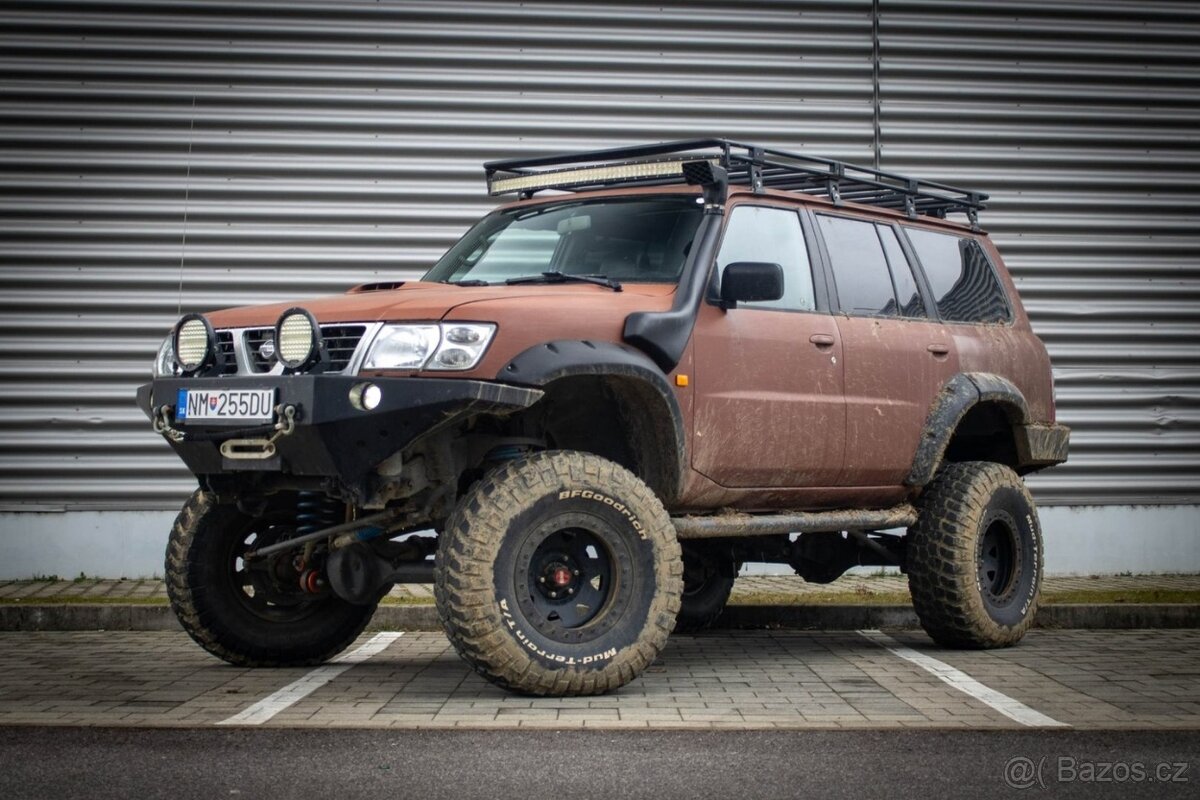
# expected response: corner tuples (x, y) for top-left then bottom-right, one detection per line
(907, 461), (1042, 649)
(165, 490), (375, 667)
(434, 450), (682, 696)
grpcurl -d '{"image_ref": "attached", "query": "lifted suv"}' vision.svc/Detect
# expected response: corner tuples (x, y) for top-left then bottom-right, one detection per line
(138, 139), (1068, 696)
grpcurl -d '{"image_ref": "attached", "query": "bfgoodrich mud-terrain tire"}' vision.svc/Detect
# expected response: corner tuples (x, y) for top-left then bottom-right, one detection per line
(907, 461), (1043, 649)
(434, 450), (683, 696)
(675, 542), (737, 633)
(166, 490), (376, 667)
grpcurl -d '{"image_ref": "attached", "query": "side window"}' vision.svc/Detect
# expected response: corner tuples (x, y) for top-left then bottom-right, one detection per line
(877, 226), (927, 318)
(816, 215), (898, 317)
(716, 205), (816, 312)
(905, 228), (1011, 323)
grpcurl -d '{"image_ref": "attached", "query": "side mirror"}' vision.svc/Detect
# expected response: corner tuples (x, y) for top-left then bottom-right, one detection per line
(720, 262), (784, 308)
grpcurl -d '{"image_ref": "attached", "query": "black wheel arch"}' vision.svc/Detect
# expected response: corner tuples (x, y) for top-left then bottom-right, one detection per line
(907, 372), (1033, 488)
(497, 340), (687, 505)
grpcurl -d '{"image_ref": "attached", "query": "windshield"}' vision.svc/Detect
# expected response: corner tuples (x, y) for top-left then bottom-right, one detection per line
(424, 197), (704, 285)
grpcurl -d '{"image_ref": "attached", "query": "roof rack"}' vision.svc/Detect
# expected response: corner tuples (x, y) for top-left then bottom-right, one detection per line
(484, 138), (986, 228)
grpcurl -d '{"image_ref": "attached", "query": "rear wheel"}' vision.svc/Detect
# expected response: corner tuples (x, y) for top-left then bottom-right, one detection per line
(435, 450), (682, 696)
(165, 490), (376, 667)
(907, 461), (1043, 648)
(675, 543), (737, 633)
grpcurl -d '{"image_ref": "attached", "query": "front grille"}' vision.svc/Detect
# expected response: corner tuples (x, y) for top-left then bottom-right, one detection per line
(322, 324), (368, 372)
(215, 330), (238, 375)
(244, 327), (274, 372)
(218, 323), (370, 375)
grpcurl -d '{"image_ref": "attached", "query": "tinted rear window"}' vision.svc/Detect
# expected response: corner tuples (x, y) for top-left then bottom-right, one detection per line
(878, 226), (927, 318)
(816, 215), (898, 317)
(905, 228), (1011, 323)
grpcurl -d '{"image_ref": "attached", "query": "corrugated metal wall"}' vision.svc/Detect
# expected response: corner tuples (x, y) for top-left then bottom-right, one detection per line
(0, 0), (1195, 510)
(878, 0), (1200, 504)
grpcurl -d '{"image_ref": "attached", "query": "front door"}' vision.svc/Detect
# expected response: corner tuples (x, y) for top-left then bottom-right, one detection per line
(691, 204), (845, 487)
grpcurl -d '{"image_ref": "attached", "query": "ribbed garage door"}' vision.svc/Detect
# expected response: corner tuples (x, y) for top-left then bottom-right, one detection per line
(0, 0), (1195, 510)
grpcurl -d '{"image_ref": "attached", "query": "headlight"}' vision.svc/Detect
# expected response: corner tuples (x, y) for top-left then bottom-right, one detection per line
(362, 323), (496, 371)
(152, 334), (176, 377)
(172, 313), (216, 375)
(362, 325), (441, 370)
(430, 324), (496, 371)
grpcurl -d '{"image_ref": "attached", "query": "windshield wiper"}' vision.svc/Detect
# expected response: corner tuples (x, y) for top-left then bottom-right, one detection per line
(505, 271), (623, 292)
(442, 279), (491, 286)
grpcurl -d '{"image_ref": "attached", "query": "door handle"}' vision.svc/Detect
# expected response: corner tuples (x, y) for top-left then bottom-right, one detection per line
(809, 334), (836, 347)
(927, 343), (950, 356)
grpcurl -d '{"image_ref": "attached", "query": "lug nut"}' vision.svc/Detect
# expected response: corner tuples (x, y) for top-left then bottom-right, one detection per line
(573, 569), (580, 576)
(539, 576), (545, 584)
(549, 591), (558, 598)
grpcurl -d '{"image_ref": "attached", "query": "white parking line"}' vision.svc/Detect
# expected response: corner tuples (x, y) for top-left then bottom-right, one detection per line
(858, 629), (1067, 728)
(217, 631), (404, 726)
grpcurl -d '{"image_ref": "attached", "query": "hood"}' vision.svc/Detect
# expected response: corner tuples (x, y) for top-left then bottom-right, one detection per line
(204, 280), (675, 329)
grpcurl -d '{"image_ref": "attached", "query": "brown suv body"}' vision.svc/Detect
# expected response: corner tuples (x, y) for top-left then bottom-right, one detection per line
(138, 140), (1068, 696)
(194, 184), (1060, 514)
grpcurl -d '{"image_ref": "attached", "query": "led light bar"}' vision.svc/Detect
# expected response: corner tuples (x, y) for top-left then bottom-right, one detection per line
(488, 159), (692, 195)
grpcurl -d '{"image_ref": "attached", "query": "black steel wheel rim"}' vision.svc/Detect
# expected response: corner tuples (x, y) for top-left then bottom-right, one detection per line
(224, 512), (322, 622)
(513, 511), (635, 645)
(977, 512), (1021, 606)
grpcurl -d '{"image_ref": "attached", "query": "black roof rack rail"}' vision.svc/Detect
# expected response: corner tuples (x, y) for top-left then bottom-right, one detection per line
(483, 138), (986, 228)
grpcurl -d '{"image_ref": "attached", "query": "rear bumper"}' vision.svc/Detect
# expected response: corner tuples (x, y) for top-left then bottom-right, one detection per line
(1015, 422), (1071, 469)
(136, 375), (542, 499)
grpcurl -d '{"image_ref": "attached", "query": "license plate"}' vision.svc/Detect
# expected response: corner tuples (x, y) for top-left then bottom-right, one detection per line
(176, 388), (276, 424)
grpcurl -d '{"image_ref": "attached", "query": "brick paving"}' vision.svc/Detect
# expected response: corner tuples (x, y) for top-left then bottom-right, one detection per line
(2, 573), (1196, 604)
(0, 629), (1197, 730)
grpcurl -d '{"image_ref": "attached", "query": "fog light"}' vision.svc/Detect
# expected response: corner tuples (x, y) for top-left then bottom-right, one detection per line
(362, 383), (382, 410)
(350, 382), (382, 411)
(275, 308), (322, 372)
(173, 313), (215, 375)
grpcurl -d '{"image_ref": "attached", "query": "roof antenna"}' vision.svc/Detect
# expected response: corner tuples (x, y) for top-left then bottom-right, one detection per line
(176, 95), (196, 317)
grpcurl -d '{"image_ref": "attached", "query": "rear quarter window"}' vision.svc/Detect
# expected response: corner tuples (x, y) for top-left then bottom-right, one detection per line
(904, 228), (1011, 324)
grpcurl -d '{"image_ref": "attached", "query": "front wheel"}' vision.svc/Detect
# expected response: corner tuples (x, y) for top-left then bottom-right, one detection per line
(165, 490), (377, 667)
(434, 451), (682, 696)
(907, 461), (1043, 648)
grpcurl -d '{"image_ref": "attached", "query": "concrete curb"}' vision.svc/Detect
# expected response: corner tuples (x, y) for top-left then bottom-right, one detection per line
(1, 602), (1196, 632)
(717, 603), (1200, 631)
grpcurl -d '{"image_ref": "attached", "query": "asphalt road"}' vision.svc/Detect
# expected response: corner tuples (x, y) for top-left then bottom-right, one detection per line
(1, 727), (1197, 800)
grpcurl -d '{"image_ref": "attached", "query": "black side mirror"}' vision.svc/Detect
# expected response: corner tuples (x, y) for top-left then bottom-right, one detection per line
(720, 262), (784, 308)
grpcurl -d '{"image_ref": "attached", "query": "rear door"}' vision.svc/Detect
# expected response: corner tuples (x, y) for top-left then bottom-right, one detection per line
(691, 204), (845, 487)
(811, 213), (961, 487)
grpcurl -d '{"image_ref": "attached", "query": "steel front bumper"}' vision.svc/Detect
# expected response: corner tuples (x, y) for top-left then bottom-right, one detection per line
(136, 376), (543, 494)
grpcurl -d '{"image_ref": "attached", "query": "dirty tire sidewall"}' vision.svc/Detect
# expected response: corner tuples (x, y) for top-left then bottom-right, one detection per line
(435, 451), (683, 697)
(166, 490), (376, 667)
(976, 486), (1039, 628)
(907, 461), (1043, 649)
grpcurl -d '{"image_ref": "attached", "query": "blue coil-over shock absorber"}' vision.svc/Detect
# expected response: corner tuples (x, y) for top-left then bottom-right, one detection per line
(485, 444), (531, 462)
(296, 491), (342, 537)
(295, 491), (343, 593)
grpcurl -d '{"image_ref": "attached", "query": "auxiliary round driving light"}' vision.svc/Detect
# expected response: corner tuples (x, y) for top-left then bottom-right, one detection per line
(274, 307), (323, 372)
(172, 313), (216, 375)
(349, 382), (383, 411)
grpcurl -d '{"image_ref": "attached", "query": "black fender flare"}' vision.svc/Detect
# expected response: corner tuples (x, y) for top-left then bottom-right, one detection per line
(498, 340), (687, 502)
(906, 372), (1030, 488)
